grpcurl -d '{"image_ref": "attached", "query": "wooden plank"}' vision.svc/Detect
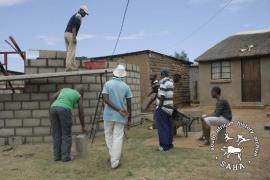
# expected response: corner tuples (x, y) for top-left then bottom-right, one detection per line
(0, 69), (113, 82)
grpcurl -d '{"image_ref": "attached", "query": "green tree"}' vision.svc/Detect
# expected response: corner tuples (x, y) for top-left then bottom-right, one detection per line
(174, 51), (189, 61)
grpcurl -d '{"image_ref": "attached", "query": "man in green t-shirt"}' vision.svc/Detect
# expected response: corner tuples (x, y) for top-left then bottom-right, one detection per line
(50, 87), (86, 162)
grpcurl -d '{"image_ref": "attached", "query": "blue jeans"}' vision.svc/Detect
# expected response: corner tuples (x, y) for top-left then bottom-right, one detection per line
(154, 108), (174, 150)
(50, 107), (72, 161)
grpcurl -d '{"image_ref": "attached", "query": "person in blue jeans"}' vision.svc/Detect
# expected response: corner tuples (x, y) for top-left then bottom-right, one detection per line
(49, 87), (87, 162)
(155, 67), (174, 151)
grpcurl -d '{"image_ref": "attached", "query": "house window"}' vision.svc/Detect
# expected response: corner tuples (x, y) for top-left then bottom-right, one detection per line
(211, 61), (231, 80)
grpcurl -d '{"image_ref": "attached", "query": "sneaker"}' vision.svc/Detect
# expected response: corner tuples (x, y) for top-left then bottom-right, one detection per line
(156, 146), (164, 151)
(199, 141), (210, 147)
(197, 136), (205, 141)
(62, 156), (74, 162)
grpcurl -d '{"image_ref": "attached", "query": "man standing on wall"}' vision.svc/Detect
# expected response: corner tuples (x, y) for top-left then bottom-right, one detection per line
(155, 67), (174, 151)
(64, 5), (89, 71)
(102, 64), (133, 169)
(50, 87), (87, 162)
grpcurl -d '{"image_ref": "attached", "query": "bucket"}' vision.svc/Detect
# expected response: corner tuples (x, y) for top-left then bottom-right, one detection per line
(84, 60), (107, 69)
(75, 134), (88, 158)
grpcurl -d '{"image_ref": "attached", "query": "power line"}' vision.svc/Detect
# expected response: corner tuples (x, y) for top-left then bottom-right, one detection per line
(162, 0), (233, 51)
(111, 0), (130, 56)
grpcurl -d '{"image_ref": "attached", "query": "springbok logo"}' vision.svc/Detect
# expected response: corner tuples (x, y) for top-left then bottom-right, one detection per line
(210, 121), (260, 171)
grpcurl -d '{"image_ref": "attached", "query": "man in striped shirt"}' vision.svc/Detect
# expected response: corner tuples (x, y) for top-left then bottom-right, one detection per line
(154, 67), (174, 151)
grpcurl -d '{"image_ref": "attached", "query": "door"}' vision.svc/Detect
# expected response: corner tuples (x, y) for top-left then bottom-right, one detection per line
(241, 59), (261, 102)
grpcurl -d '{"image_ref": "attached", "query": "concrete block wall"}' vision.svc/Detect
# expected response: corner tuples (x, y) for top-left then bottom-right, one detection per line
(0, 50), (141, 145)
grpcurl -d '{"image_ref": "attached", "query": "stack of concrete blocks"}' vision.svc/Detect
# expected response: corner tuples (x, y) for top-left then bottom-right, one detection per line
(0, 50), (141, 145)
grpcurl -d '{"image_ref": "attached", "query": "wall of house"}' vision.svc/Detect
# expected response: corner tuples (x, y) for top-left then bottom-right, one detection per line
(109, 53), (151, 105)
(261, 57), (270, 105)
(199, 60), (242, 106)
(110, 52), (191, 108)
(148, 53), (190, 107)
(0, 51), (141, 145)
(189, 65), (199, 103)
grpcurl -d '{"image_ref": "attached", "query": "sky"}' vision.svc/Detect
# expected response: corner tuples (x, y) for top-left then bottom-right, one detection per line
(0, 0), (270, 72)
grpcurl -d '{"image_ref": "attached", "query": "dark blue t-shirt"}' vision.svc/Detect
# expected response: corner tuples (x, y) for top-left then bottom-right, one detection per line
(65, 13), (82, 36)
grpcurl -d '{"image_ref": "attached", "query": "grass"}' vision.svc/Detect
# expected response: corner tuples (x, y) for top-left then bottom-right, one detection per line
(0, 121), (268, 180)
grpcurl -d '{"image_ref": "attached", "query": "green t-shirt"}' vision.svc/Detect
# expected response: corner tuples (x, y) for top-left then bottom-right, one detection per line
(51, 88), (81, 110)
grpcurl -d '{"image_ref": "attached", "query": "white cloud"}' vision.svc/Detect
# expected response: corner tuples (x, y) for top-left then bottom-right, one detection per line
(35, 35), (62, 46)
(0, 0), (29, 7)
(222, 0), (256, 11)
(104, 32), (145, 41)
(188, 0), (211, 4)
(104, 31), (169, 41)
(77, 33), (96, 41)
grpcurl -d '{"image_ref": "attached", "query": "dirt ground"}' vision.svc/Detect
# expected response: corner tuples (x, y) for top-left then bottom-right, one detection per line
(0, 107), (270, 180)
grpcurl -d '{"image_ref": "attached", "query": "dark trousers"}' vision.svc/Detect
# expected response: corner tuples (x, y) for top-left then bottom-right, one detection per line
(154, 108), (174, 150)
(50, 107), (72, 161)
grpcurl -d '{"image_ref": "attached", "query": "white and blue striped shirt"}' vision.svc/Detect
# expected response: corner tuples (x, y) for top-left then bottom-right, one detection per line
(156, 77), (174, 115)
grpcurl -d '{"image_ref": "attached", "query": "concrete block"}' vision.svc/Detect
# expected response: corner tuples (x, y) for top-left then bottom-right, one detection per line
(127, 64), (133, 70)
(108, 61), (118, 68)
(0, 111), (14, 119)
(81, 76), (96, 83)
(65, 76), (81, 83)
(90, 100), (99, 107)
(39, 84), (56, 92)
(33, 127), (50, 136)
(41, 118), (51, 126)
(39, 101), (50, 109)
(0, 128), (15, 136)
(25, 67), (38, 74)
(13, 94), (30, 101)
(8, 136), (25, 145)
(22, 102), (39, 110)
(32, 110), (49, 118)
(38, 68), (56, 73)
(57, 84), (73, 90)
(56, 68), (65, 72)
(39, 50), (57, 59)
(0, 138), (6, 146)
(25, 85), (39, 93)
(31, 93), (48, 101)
(23, 119), (40, 127)
(0, 102), (3, 110)
(84, 92), (98, 99)
(48, 59), (64, 67)
(0, 120), (4, 128)
(5, 119), (23, 127)
(84, 108), (96, 116)
(30, 78), (48, 84)
(26, 137), (43, 143)
(4, 102), (21, 110)
(14, 110), (31, 118)
(29, 59), (47, 67)
(74, 84), (89, 91)
(90, 84), (102, 91)
(48, 77), (65, 83)
(43, 136), (53, 143)
(0, 94), (12, 101)
(56, 51), (67, 59)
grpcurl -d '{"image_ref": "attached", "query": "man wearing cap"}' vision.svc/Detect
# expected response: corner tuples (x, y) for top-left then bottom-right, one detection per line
(64, 5), (89, 71)
(102, 64), (133, 169)
(155, 67), (175, 151)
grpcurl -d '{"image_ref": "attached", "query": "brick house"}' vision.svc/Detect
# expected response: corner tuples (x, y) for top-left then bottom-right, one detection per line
(91, 50), (192, 108)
